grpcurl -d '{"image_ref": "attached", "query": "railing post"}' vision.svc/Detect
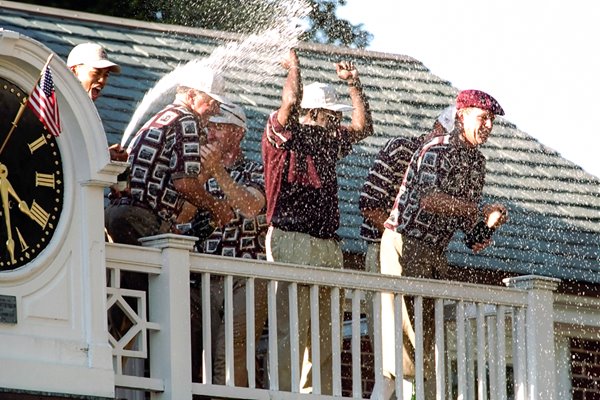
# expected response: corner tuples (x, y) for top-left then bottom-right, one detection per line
(504, 275), (560, 400)
(140, 234), (197, 400)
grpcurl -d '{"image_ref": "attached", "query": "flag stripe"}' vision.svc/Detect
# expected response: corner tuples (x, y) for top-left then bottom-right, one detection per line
(27, 65), (61, 137)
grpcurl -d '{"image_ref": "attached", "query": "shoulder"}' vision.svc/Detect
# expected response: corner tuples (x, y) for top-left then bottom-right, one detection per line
(418, 135), (452, 159)
(266, 110), (282, 130)
(381, 135), (421, 155)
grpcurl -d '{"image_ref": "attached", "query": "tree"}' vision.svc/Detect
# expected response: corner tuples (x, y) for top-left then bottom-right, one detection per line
(20, 0), (372, 49)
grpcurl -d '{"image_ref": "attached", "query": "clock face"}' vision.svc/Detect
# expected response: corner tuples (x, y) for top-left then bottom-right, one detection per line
(0, 76), (64, 271)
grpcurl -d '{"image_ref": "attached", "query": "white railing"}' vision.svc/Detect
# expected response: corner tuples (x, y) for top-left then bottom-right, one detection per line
(105, 234), (561, 400)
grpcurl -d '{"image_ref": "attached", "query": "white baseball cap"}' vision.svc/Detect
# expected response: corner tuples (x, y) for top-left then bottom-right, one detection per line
(300, 82), (353, 112)
(209, 103), (247, 131)
(67, 43), (121, 73)
(436, 105), (456, 132)
(178, 67), (233, 106)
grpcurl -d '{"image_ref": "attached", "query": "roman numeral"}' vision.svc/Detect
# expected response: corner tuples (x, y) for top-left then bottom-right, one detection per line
(29, 201), (49, 229)
(28, 135), (47, 154)
(35, 172), (55, 188)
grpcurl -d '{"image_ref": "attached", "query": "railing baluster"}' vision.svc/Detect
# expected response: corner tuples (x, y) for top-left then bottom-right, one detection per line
(513, 307), (527, 400)
(289, 282), (300, 392)
(496, 306), (507, 400)
(267, 279), (278, 390)
(331, 286), (342, 396)
(466, 315), (475, 400)
(201, 272), (212, 384)
(246, 277), (256, 389)
(415, 295), (424, 400)
(224, 275), (234, 386)
(394, 293), (404, 400)
(476, 304), (487, 400)
(456, 301), (467, 400)
(310, 284), (322, 394)
(487, 314), (498, 400)
(435, 298), (445, 400)
(372, 291), (383, 399)
(446, 314), (453, 400)
(351, 289), (362, 398)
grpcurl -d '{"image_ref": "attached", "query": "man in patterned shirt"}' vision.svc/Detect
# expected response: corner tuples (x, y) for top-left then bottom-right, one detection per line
(177, 103), (268, 386)
(262, 49), (373, 395)
(373, 90), (509, 399)
(105, 67), (234, 245)
(360, 106), (456, 278)
(103, 68), (234, 390)
(359, 106), (455, 391)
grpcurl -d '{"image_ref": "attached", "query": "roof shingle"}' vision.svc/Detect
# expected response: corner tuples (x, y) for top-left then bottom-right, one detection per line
(1, 1), (598, 283)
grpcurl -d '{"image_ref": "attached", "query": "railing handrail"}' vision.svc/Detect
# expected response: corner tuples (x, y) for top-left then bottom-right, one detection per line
(187, 251), (529, 307)
(106, 242), (529, 308)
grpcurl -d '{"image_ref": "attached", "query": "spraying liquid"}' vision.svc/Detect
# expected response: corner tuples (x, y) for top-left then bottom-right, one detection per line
(121, 0), (311, 147)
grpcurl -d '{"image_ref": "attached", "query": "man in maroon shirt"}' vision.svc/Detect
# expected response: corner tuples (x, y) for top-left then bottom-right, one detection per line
(262, 49), (373, 394)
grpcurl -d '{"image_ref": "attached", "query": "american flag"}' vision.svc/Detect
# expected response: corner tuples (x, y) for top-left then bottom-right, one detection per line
(27, 65), (61, 137)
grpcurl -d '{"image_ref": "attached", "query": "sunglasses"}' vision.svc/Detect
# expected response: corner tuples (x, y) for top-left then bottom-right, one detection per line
(320, 109), (343, 124)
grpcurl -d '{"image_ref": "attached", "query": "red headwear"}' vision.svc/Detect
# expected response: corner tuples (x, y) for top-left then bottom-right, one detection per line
(456, 90), (504, 115)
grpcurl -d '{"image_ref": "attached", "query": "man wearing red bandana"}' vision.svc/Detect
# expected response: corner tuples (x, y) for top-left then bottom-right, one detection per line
(374, 90), (509, 400)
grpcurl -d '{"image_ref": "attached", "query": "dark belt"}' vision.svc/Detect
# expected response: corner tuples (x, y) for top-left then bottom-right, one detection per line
(109, 196), (152, 211)
(271, 223), (340, 242)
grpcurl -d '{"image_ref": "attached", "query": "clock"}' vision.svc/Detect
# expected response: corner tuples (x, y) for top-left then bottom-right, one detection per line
(0, 76), (64, 271)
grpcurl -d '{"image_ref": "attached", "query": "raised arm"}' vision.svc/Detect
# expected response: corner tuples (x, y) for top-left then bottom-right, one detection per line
(420, 191), (480, 228)
(277, 49), (302, 128)
(336, 61), (373, 143)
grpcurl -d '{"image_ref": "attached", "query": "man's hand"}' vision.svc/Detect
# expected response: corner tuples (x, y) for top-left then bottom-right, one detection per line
(336, 61), (359, 81)
(472, 238), (492, 254)
(468, 203), (508, 253)
(281, 48), (300, 71)
(200, 143), (224, 176)
(109, 143), (128, 162)
(482, 203), (508, 228)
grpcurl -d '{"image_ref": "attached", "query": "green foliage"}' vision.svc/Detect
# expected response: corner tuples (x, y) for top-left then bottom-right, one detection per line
(19, 0), (372, 48)
(302, 0), (372, 48)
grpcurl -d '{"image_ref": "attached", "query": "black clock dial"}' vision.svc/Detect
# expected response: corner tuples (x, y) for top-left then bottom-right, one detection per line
(0, 76), (64, 271)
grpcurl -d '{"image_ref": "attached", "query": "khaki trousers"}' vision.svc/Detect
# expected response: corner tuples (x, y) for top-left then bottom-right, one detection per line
(363, 241), (380, 345)
(212, 277), (269, 387)
(266, 226), (343, 395)
(379, 229), (448, 394)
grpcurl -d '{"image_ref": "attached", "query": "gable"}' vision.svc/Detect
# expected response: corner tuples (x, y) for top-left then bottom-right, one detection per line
(2, 1), (598, 283)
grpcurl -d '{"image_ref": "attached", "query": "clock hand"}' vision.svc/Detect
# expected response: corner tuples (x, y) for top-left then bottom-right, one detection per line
(0, 163), (16, 263)
(0, 165), (37, 222)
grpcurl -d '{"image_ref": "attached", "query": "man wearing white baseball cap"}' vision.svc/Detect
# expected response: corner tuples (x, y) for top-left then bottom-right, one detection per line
(262, 48), (373, 395)
(67, 42), (121, 102)
(105, 66), (233, 246)
(176, 103), (269, 386)
(67, 43), (128, 161)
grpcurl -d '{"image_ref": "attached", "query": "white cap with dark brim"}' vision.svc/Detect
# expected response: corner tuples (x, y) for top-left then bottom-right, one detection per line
(67, 42), (121, 73)
(209, 103), (247, 130)
(178, 67), (233, 106)
(300, 82), (353, 112)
